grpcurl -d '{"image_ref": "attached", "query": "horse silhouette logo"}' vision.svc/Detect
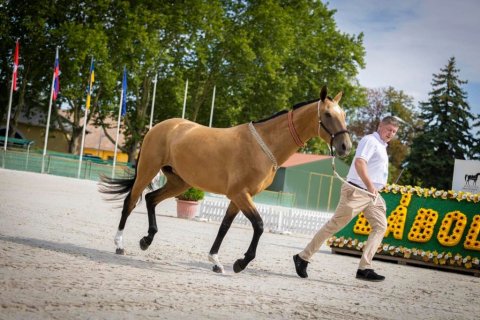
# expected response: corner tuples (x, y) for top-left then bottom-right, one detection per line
(465, 172), (480, 186)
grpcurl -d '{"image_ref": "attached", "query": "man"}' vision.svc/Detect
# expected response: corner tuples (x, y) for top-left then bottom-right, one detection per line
(293, 116), (400, 281)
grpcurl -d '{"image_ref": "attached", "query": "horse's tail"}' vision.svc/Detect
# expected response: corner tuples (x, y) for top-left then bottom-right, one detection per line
(99, 174), (137, 200)
(98, 147), (153, 202)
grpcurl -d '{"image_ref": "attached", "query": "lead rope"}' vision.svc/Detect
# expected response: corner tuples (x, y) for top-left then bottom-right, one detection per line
(328, 146), (378, 205)
(248, 122), (278, 171)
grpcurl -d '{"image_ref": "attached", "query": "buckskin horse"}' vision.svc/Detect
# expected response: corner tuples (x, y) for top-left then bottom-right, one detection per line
(99, 86), (351, 273)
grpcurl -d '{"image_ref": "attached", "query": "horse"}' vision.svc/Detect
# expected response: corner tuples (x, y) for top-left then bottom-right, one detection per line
(465, 173), (480, 186)
(99, 86), (352, 273)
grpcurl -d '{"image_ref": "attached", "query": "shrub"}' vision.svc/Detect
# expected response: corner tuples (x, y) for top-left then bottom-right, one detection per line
(176, 187), (205, 201)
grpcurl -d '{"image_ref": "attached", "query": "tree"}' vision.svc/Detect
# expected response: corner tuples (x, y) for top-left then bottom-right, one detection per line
(406, 57), (476, 189)
(2, 0), (367, 164)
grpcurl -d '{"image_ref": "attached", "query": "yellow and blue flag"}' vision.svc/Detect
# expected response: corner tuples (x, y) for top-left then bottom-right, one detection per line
(86, 59), (95, 109)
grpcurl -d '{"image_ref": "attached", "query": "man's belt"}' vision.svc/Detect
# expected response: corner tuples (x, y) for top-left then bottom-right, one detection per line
(347, 181), (367, 191)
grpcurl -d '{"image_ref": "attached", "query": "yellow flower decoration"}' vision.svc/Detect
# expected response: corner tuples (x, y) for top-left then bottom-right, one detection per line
(437, 211), (467, 246)
(385, 205), (408, 240)
(464, 215), (480, 251)
(353, 212), (371, 235)
(408, 208), (438, 242)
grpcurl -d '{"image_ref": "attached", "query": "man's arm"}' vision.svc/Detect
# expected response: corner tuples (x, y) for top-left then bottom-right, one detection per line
(354, 158), (377, 196)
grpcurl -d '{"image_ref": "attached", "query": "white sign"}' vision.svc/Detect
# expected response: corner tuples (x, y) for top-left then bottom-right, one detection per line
(452, 159), (480, 193)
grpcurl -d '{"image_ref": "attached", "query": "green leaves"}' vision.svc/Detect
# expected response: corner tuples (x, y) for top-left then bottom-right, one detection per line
(1, 0), (366, 162)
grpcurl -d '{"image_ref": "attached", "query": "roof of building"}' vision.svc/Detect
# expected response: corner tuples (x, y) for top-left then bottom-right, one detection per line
(280, 153), (332, 168)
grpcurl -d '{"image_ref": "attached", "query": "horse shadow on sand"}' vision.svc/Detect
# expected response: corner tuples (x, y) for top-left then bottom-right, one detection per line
(0, 234), (173, 273)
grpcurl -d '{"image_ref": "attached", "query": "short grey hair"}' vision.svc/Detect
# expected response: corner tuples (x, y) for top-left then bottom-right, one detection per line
(381, 115), (401, 127)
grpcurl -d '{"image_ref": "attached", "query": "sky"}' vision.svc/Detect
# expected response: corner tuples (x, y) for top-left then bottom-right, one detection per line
(325, 0), (480, 120)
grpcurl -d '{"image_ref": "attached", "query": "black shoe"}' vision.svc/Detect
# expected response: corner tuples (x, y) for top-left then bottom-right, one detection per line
(356, 269), (385, 282)
(293, 254), (309, 278)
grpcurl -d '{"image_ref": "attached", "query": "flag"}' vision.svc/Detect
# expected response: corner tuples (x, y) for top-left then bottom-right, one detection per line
(12, 40), (19, 91)
(52, 49), (60, 100)
(121, 67), (127, 116)
(85, 59), (95, 109)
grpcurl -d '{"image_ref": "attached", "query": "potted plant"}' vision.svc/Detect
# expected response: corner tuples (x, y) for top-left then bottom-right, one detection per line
(176, 187), (205, 219)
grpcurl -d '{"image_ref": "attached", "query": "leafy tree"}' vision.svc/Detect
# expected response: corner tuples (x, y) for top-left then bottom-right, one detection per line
(2, 0), (367, 164)
(406, 57), (476, 189)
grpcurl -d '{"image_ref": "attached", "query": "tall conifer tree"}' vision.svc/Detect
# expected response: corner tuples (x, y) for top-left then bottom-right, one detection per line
(407, 57), (475, 189)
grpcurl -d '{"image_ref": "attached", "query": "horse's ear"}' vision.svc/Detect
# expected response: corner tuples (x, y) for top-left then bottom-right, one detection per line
(320, 86), (327, 101)
(333, 91), (343, 103)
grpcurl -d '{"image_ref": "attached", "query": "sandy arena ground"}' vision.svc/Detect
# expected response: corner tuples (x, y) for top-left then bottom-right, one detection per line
(0, 168), (479, 320)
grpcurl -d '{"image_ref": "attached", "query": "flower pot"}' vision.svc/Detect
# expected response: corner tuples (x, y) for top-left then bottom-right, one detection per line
(176, 199), (199, 219)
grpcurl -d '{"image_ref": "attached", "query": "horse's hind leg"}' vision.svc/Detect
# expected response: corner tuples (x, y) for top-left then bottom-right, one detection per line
(230, 193), (264, 273)
(208, 201), (240, 273)
(140, 166), (189, 251)
(115, 188), (144, 255)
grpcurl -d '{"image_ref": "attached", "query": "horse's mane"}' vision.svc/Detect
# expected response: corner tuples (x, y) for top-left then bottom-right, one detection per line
(252, 98), (321, 124)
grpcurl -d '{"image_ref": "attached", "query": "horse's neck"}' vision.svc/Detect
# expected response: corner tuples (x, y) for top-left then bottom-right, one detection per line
(254, 103), (317, 165)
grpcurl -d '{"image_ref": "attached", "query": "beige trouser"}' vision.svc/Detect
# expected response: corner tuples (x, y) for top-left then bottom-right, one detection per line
(299, 182), (387, 270)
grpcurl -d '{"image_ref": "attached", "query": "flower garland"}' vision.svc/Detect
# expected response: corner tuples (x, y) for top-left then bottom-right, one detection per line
(328, 235), (480, 270)
(382, 184), (480, 203)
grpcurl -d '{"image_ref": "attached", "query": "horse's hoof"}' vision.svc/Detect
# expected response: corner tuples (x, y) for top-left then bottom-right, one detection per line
(139, 237), (150, 251)
(212, 264), (225, 274)
(233, 259), (246, 273)
(116, 248), (126, 255)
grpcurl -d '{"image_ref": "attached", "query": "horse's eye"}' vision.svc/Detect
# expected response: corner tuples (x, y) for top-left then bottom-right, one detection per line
(325, 112), (332, 118)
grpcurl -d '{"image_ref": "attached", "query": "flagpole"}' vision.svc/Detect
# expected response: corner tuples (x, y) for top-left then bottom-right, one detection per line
(149, 73), (158, 130)
(2, 74), (14, 168)
(181, 79), (188, 119)
(77, 57), (94, 179)
(112, 69), (125, 179)
(209, 85), (216, 128)
(42, 46), (59, 173)
(3, 40), (18, 167)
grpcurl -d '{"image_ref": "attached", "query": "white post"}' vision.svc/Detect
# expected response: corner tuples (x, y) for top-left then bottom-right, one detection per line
(209, 85), (216, 128)
(112, 86), (124, 179)
(42, 47), (59, 173)
(149, 73), (158, 130)
(77, 57), (94, 179)
(77, 109), (88, 179)
(182, 79), (188, 119)
(2, 73), (14, 167)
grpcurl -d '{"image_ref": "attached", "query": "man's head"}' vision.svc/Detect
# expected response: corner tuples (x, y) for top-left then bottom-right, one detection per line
(377, 116), (400, 143)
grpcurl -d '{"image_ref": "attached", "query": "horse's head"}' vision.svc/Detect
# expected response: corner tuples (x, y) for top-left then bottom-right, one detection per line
(317, 86), (352, 157)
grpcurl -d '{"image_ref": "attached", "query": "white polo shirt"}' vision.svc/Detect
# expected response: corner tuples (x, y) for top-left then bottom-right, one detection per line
(346, 132), (389, 190)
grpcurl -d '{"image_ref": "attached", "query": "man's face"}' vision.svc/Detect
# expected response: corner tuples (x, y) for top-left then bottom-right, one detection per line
(378, 123), (399, 143)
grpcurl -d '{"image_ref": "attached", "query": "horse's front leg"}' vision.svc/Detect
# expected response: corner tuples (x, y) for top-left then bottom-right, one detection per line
(231, 194), (264, 273)
(208, 201), (239, 273)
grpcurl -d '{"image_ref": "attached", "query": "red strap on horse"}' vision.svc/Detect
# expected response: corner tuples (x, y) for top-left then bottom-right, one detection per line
(288, 111), (304, 147)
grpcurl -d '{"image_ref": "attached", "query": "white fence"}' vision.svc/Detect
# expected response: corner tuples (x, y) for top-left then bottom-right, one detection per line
(198, 196), (333, 235)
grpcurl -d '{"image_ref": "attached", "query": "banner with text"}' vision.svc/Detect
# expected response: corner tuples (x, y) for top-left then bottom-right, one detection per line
(329, 185), (480, 271)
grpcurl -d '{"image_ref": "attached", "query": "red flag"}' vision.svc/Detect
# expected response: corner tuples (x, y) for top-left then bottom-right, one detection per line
(12, 40), (19, 91)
